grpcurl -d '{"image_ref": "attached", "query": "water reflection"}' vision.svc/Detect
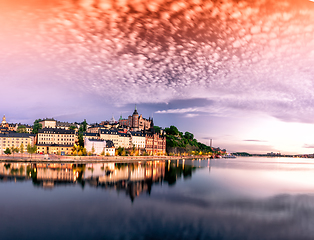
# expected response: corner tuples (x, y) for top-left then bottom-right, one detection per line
(2, 158), (314, 239)
(0, 160), (198, 201)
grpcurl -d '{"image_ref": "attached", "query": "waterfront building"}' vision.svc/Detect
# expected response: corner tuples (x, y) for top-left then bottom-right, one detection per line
(118, 132), (131, 149)
(119, 106), (152, 131)
(36, 128), (75, 155)
(84, 138), (115, 156)
(0, 133), (36, 154)
(99, 129), (119, 148)
(145, 132), (166, 155)
(130, 131), (146, 149)
(84, 138), (105, 155)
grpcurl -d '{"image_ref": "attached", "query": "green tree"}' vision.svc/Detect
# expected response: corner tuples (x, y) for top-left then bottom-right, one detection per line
(32, 119), (42, 134)
(91, 146), (95, 156)
(165, 125), (179, 135)
(11, 146), (19, 157)
(69, 125), (76, 130)
(27, 144), (37, 158)
(153, 126), (161, 134)
(4, 148), (11, 155)
(78, 132), (84, 147)
(184, 132), (194, 140)
(79, 119), (87, 132)
(20, 143), (24, 155)
(17, 125), (27, 133)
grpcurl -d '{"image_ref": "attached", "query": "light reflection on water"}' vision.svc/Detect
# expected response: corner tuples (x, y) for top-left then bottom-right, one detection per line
(1, 157), (314, 240)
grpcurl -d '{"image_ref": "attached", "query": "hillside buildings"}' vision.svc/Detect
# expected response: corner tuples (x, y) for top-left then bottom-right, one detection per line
(0, 107), (167, 156)
(39, 118), (76, 130)
(119, 106), (152, 131)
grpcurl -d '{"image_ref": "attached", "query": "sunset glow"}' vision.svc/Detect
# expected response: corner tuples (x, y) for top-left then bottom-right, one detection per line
(1, 0), (314, 154)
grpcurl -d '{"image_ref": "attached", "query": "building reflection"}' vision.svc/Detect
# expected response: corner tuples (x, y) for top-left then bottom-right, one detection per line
(83, 161), (165, 202)
(35, 163), (77, 188)
(0, 162), (33, 182)
(0, 159), (199, 201)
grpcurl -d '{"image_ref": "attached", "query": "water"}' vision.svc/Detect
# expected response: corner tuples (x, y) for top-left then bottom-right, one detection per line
(1, 157), (314, 240)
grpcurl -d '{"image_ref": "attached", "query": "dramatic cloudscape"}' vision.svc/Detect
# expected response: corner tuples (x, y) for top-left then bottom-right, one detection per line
(1, 0), (314, 154)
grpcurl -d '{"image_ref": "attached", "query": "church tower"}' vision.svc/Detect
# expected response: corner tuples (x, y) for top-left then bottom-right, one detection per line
(1, 115), (7, 126)
(132, 105), (139, 129)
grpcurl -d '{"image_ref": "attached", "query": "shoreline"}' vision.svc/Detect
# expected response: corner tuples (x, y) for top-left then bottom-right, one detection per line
(0, 154), (211, 163)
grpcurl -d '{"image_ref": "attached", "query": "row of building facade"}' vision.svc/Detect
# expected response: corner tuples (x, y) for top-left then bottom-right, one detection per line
(0, 108), (166, 155)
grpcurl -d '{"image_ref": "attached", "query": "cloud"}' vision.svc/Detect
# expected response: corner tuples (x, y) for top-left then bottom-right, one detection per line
(185, 113), (199, 118)
(303, 144), (314, 149)
(156, 107), (200, 114)
(2, 0), (314, 123)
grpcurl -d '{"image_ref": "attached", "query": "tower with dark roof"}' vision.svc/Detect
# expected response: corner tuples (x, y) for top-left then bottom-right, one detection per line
(132, 105), (139, 129)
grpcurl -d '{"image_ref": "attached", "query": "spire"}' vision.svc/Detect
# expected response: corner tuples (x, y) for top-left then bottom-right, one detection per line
(2, 115), (6, 125)
(133, 104), (138, 115)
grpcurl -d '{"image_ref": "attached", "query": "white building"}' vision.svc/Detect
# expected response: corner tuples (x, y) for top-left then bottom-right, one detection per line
(130, 131), (146, 149)
(39, 118), (57, 128)
(118, 132), (131, 149)
(84, 138), (115, 156)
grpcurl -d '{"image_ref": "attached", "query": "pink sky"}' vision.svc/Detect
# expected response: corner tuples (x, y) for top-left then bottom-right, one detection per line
(1, 0), (314, 154)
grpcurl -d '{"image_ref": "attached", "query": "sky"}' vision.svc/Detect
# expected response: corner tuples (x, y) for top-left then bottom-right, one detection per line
(1, 0), (314, 154)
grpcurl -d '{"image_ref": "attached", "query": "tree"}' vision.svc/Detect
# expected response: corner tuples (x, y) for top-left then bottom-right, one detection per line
(79, 119), (87, 132)
(27, 144), (37, 158)
(4, 148), (11, 155)
(184, 132), (194, 140)
(17, 125), (27, 133)
(20, 143), (24, 155)
(165, 125), (179, 135)
(78, 132), (84, 147)
(69, 125), (76, 130)
(11, 146), (19, 158)
(91, 146), (95, 156)
(32, 119), (42, 134)
(153, 126), (161, 134)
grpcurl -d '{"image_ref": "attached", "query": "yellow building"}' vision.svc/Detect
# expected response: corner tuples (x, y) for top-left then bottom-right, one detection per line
(37, 128), (76, 155)
(99, 129), (119, 148)
(0, 133), (36, 154)
(37, 144), (73, 155)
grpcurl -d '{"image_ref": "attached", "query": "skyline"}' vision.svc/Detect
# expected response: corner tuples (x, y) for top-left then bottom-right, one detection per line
(2, 0), (314, 154)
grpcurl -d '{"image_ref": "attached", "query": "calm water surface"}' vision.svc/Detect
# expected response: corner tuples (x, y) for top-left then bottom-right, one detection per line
(1, 157), (314, 240)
